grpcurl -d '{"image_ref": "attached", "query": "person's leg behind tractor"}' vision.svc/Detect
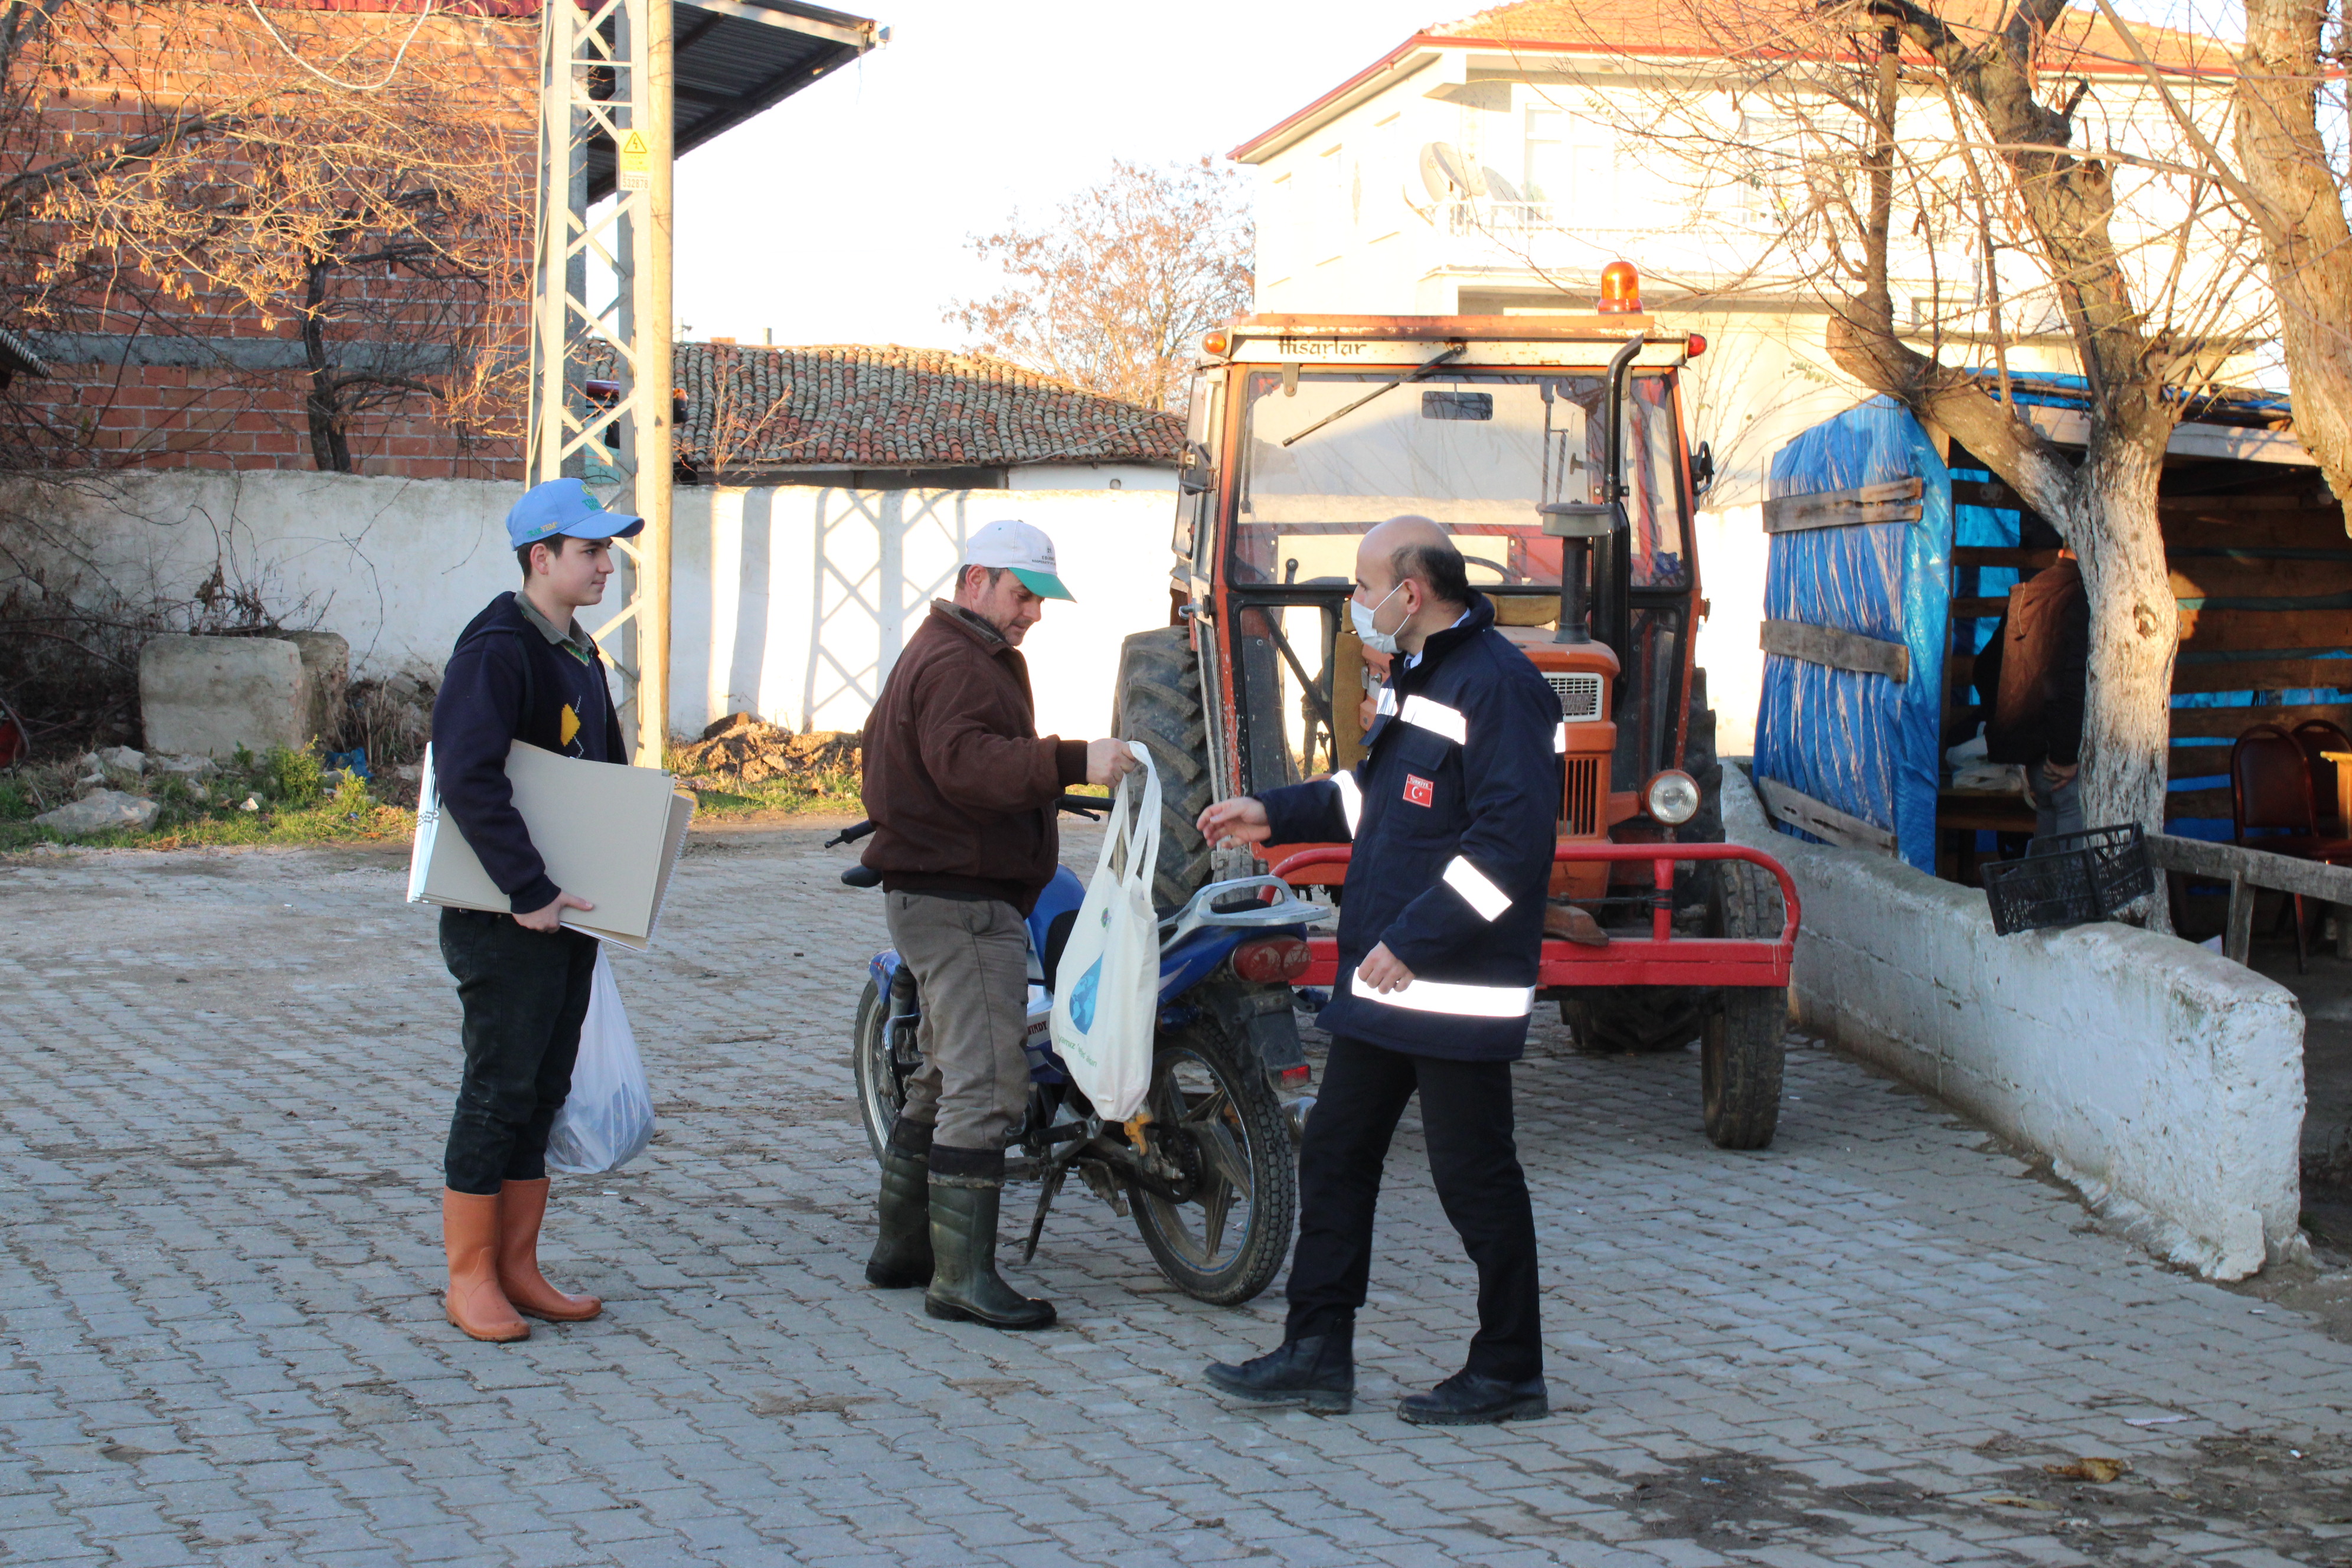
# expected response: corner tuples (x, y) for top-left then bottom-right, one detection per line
(1205, 1035), (1419, 1413)
(440, 912), (605, 1341)
(870, 891), (1048, 1329)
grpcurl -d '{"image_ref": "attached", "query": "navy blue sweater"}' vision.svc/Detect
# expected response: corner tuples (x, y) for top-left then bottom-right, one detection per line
(1261, 593), (1563, 1061)
(431, 593), (627, 914)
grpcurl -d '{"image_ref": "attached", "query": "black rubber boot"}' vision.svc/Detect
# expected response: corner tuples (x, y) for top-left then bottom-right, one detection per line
(1397, 1370), (1549, 1426)
(923, 1172), (1056, 1331)
(1203, 1334), (1356, 1414)
(864, 1118), (933, 1289)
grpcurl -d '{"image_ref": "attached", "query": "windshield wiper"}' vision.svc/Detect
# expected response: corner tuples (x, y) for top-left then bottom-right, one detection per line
(1279, 342), (1466, 449)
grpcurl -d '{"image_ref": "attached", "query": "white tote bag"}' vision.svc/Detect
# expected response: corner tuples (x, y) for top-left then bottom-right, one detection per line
(1050, 743), (1161, 1122)
(545, 948), (657, 1174)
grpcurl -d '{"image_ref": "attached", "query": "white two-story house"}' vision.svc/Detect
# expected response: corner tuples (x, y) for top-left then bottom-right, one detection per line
(1230, 0), (2243, 746)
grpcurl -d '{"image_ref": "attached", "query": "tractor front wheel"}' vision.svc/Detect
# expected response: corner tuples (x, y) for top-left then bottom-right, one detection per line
(1700, 860), (1787, 1149)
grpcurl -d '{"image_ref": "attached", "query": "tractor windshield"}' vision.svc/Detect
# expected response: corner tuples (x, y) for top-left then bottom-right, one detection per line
(1230, 368), (1689, 591)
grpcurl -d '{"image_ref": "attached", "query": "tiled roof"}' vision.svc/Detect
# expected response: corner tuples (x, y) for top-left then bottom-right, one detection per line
(1425, 0), (2229, 73)
(663, 342), (1186, 473)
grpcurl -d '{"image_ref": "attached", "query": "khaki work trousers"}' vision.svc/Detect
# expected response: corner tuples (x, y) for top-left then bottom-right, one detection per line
(883, 891), (1032, 1151)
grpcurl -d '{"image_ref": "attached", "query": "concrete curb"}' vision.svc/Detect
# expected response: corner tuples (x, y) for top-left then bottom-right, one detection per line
(1724, 763), (2308, 1279)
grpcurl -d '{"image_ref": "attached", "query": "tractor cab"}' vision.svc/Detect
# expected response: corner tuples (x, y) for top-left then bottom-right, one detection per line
(1110, 263), (1803, 1151)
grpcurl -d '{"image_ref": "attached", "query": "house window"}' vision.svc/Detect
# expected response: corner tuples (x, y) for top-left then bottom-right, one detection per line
(1523, 109), (1612, 214)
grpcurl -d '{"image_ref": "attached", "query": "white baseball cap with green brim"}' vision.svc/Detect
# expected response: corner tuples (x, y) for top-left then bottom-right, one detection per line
(964, 518), (1074, 602)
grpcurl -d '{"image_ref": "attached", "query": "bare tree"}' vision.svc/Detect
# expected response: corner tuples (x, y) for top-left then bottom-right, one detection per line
(0, 0), (534, 474)
(951, 158), (1253, 413)
(1506, 0), (2263, 894)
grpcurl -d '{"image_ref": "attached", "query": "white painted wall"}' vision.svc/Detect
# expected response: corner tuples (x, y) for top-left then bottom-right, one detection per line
(1723, 765), (2307, 1280)
(11, 470), (1182, 747)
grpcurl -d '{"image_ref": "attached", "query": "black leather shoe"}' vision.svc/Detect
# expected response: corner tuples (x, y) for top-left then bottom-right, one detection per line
(1397, 1370), (1548, 1426)
(863, 1142), (932, 1289)
(1203, 1334), (1355, 1415)
(922, 1180), (1056, 1331)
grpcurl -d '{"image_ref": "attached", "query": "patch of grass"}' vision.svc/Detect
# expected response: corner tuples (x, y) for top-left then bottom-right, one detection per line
(685, 768), (862, 819)
(0, 749), (414, 855)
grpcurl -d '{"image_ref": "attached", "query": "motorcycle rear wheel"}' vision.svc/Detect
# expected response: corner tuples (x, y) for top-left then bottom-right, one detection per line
(1129, 1017), (1295, 1305)
(850, 976), (906, 1162)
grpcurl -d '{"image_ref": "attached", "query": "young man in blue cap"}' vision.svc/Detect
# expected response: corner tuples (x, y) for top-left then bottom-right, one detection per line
(430, 477), (642, 1342)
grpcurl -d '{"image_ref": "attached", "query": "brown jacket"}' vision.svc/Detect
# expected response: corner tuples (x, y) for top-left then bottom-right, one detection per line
(1978, 556), (2090, 768)
(860, 601), (1088, 912)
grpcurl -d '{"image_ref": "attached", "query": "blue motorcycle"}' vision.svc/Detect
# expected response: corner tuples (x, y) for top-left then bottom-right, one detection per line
(834, 798), (1322, 1305)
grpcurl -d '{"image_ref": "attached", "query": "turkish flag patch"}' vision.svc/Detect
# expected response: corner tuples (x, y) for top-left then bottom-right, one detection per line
(1403, 774), (1435, 807)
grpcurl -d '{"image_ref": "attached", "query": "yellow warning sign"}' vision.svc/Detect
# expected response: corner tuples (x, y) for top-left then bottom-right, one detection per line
(617, 129), (651, 191)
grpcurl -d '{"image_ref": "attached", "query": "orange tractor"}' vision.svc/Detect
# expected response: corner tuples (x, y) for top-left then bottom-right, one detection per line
(1113, 265), (1799, 1149)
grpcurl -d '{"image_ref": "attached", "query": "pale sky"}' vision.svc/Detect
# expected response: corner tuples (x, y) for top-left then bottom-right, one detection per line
(669, 0), (2241, 354)
(671, 0), (1446, 351)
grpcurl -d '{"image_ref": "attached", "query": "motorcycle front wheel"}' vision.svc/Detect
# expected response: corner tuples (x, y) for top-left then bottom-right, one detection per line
(1130, 1015), (1295, 1305)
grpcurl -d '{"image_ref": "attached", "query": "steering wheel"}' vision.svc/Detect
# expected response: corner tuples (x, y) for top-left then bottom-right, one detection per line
(1461, 552), (1512, 583)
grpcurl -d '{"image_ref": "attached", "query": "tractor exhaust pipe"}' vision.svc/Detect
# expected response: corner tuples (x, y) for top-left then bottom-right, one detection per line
(1543, 332), (1644, 653)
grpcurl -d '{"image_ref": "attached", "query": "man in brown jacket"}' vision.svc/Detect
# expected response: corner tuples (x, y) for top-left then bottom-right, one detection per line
(1978, 547), (2090, 839)
(858, 519), (1135, 1329)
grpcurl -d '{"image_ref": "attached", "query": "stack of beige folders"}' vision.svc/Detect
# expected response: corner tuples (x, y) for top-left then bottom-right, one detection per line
(407, 740), (695, 950)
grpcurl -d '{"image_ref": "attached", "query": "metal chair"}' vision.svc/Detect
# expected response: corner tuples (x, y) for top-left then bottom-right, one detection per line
(2231, 722), (2352, 971)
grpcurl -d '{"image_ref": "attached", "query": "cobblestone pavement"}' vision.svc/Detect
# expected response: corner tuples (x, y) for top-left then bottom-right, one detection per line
(5, 823), (2352, 1568)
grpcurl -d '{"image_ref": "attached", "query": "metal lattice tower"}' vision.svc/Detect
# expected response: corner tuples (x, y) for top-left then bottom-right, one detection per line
(528, 0), (674, 766)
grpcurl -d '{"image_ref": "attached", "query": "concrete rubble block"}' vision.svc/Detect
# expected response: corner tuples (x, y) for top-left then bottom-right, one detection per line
(140, 635), (319, 758)
(35, 789), (158, 837)
(94, 746), (146, 775)
(280, 631), (349, 744)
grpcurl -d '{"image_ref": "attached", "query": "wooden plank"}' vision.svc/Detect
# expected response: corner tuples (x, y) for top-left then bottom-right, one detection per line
(1760, 619), (1911, 682)
(1950, 596), (2011, 620)
(2170, 702), (2352, 738)
(2159, 488), (2334, 513)
(2169, 558), (2352, 601)
(2171, 656), (2352, 694)
(2148, 832), (2352, 904)
(2168, 744), (2235, 778)
(1952, 547), (2060, 569)
(2226, 872), (2253, 963)
(1757, 775), (1900, 856)
(1951, 478), (2031, 511)
(1763, 476), (1926, 535)
(2179, 607), (2352, 652)
(2165, 786), (2235, 818)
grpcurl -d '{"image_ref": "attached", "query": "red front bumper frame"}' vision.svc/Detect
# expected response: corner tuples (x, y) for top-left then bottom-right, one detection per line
(1270, 842), (1801, 991)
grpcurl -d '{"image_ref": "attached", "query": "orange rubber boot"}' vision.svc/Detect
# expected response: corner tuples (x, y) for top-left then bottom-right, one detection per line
(497, 1178), (602, 1322)
(443, 1189), (528, 1342)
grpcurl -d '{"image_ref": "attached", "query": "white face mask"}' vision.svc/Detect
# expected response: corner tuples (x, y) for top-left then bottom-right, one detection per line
(1350, 582), (1406, 656)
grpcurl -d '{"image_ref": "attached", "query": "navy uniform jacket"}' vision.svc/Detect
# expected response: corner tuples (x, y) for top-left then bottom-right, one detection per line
(432, 592), (628, 914)
(1261, 593), (1564, 1061)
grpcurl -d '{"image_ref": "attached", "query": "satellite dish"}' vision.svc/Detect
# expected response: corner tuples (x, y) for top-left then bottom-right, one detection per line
(1419, 142), (1486, 201)
(1482, 168), (1524, 203)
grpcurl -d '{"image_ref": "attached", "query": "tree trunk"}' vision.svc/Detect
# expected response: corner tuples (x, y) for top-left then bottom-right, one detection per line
(2068, 435), (2178, 918)
(301, 247), (351, 473)
(2236, 0), (2352, 520)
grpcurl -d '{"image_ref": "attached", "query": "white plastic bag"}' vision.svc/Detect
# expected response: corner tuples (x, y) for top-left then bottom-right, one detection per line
(545, 948), (656, 1174)
(1050, 743), (1161, 1122)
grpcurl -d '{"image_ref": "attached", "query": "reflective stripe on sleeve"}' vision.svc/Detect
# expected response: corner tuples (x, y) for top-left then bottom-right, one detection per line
(1553, 721), (1567, 754)
(1442, 855), (1511, 922)
(1399, 694), (1466, 743)
(1331, 772), (1363, 838)
(1352, 974), (1536, 1019)
(1376, 685), (1397, 717)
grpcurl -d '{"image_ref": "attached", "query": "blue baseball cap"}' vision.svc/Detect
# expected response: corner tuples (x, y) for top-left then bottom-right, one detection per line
(505, 478), (644, 551)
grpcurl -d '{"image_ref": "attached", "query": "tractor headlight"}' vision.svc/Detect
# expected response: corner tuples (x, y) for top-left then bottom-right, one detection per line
(1645, 769), (1700, 825)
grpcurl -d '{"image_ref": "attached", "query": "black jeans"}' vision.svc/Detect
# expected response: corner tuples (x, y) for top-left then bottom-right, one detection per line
(439, 909), (599, 1196)
(1284, 1035), (1543, 1381)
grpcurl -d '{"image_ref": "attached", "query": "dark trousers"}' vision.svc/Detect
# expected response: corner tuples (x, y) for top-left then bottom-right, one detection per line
(439, 909), (598, 1196)
(1285, 1035), (1542, 1381)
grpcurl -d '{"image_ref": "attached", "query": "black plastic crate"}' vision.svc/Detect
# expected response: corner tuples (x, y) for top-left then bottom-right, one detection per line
(1982, 823), (2153, 936)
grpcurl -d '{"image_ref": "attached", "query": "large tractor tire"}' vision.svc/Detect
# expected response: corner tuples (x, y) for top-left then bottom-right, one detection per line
(1115, 626), (1215, 913)
(1701, 860), (1788, 1149)
(1563, 665), (1723, 1056)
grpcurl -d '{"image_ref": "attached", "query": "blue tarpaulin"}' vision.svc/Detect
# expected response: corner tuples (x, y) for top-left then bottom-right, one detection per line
(1756, 398), (1952, 871)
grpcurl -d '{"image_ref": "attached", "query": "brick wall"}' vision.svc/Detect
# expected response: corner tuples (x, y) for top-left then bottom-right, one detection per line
(14, 2), (540, 480)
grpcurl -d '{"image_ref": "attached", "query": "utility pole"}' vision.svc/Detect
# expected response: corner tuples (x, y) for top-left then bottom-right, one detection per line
(528, 0), (675, 767)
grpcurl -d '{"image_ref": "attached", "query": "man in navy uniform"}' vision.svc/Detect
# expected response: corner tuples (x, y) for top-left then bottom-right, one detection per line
(430, 478), (639, 1342)
(1196, 515), (1563, 1424)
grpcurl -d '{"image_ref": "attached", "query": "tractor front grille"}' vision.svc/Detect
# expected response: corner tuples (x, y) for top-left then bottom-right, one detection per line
(1547, 672), (1604, 721)
(1563, 754), (1602, 836)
